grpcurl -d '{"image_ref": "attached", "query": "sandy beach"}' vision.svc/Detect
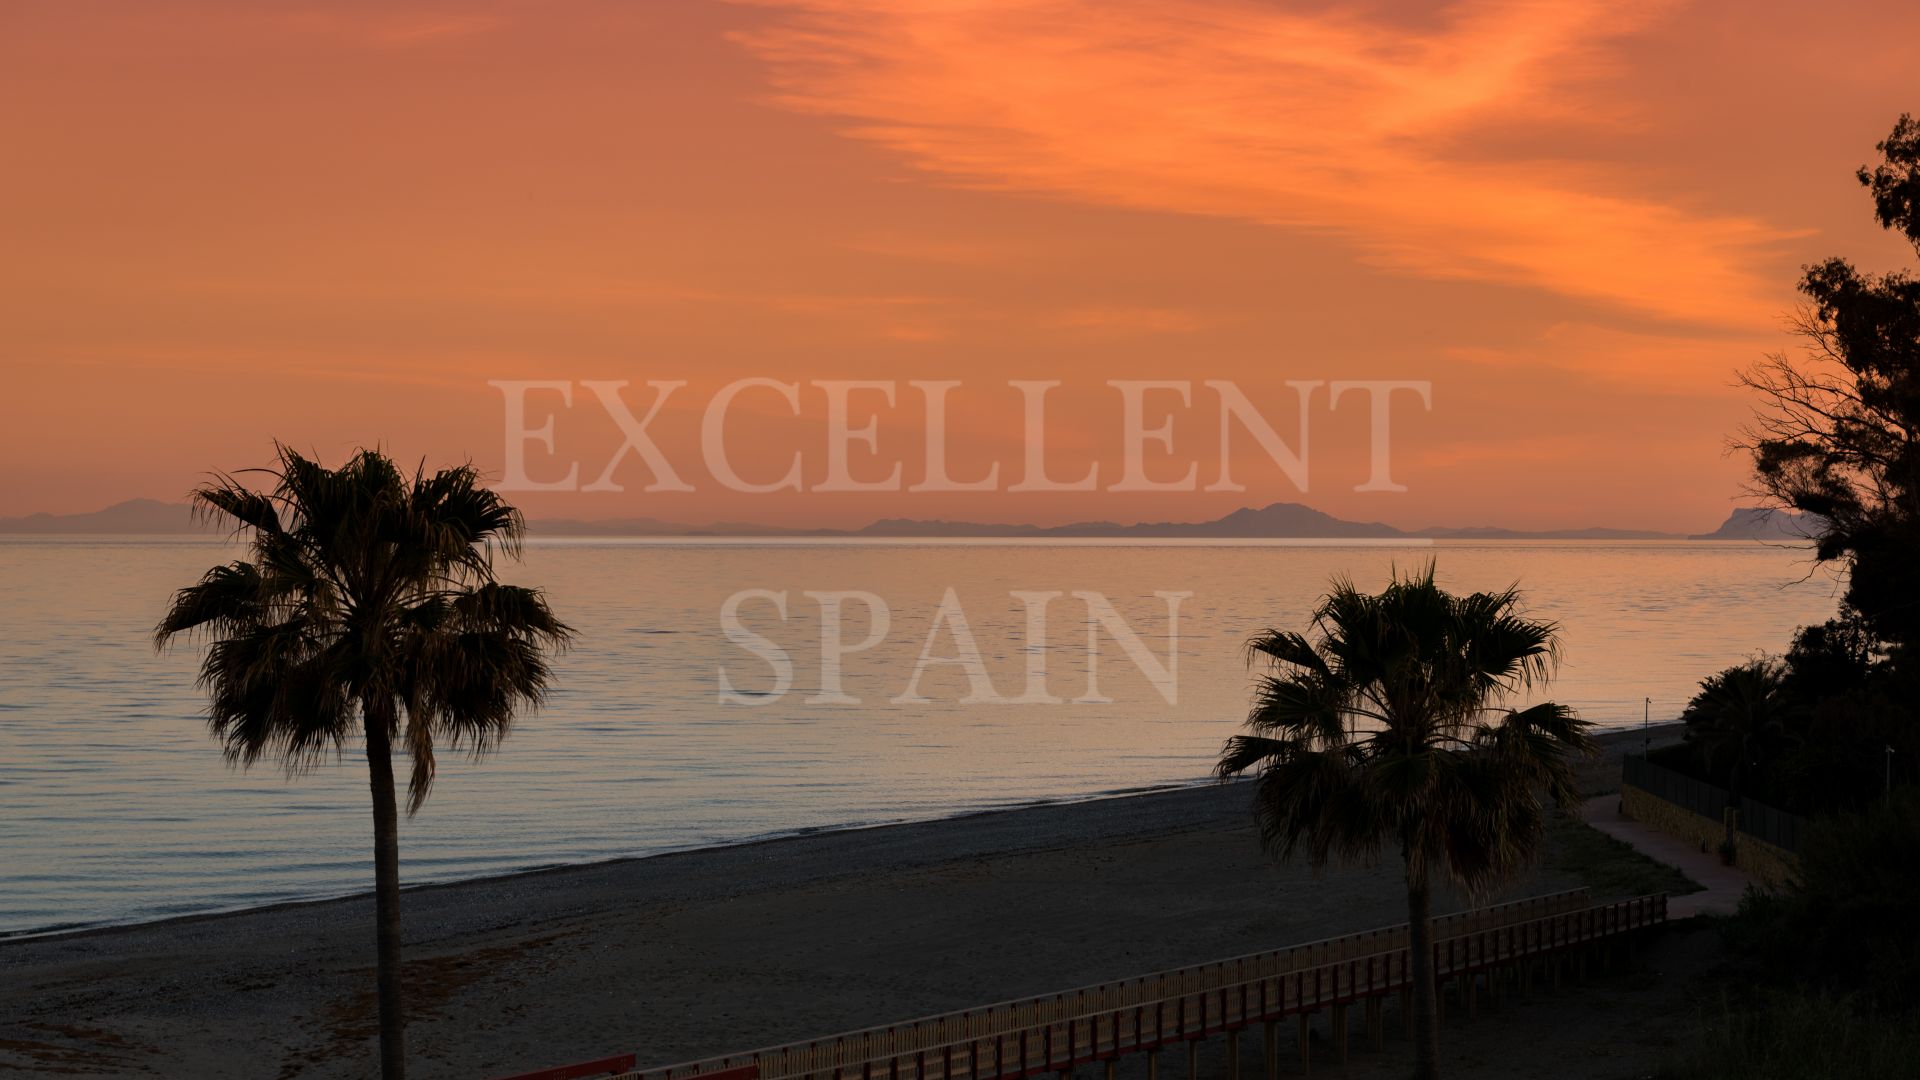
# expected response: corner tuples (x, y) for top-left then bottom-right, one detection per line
(0, 726), (1700, 1079)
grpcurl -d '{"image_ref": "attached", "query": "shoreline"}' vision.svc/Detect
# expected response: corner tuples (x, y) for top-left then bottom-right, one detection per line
(0, 723), (1685, 946)
(0, 776), (1220, 945)
(1, 724), (1684, 946)
(0, 722), (1690, 1079)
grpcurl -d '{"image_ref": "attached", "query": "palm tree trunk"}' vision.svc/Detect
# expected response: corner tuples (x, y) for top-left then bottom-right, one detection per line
(1404, 859), (1442, 1080)
(365, 714), (407, 1080)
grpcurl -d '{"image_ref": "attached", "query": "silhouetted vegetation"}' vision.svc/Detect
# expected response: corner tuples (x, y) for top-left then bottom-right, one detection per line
(1662, 986), (1920, 1080)
(1662, 116), (1920, 817)
(1724, 792), (1920, 1011)
(1652, 612), (1917, 815)
(1216, 562), (1593, 1080)
(1742, 112), (1920, 660)
(155, 446), (570, 1080)
(1666, 795), (1920, 1079)
(1663, 113), (1920, 1080)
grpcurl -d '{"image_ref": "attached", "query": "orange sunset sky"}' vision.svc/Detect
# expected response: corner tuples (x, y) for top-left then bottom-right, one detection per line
(3, 0), (1917, 532)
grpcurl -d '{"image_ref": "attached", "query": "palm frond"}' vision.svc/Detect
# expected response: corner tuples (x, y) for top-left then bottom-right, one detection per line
(189, 477), (284, 538)
(1247, 749), (1389, 869)
(156, 562), (276, 645)
(1246, 671), (1348, 746)
(158, 447), (567, 814)
(1218, 561), (1578, 899)
(1216, 734), (1294, 778)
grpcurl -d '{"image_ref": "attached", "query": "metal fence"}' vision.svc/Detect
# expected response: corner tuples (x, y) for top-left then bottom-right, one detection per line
(1622, 754), (1805, 852)
(494, 888), (1669, 1080)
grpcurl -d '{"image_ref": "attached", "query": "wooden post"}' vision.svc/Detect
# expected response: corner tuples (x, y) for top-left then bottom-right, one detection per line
(1365, 995), (1384, 1051)
(1298, 1013), (1312, 1071)
(1331, 1005), (1348, 1064)
(1148, 1048), (1160, 1080)
(1398, 987), (1412, 1036)
(1263, 1021), (1278, 1080)
(1187, 1039), (1198, 1080)
(1466, 974), (1478, 1020)
(1227, 1028), (1241, 1080)
(1106, 1061), (1117, 1080)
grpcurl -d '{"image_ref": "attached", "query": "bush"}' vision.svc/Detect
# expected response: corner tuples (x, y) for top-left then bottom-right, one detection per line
(1659, 616), (1917, 815)
(1724, 791), (1920, 1010)
(1663, 988), (1920, 1080)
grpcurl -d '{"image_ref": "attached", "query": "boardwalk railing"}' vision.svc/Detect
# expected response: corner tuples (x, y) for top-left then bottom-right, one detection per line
(494, 889), (1666, 1080)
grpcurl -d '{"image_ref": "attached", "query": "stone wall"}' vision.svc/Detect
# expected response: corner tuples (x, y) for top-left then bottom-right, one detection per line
(1620, 784), (1799, 890)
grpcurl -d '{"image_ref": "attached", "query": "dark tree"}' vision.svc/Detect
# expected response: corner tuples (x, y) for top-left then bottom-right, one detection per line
(156, 447), (571, 1080)
(1743, 115), (1920, 656)
(1679, 659), (1798, 848)
(1216, 564), (1593, 1080)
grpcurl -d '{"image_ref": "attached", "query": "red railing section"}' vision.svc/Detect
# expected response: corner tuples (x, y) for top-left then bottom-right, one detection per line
(493, 1054), (640, 1080)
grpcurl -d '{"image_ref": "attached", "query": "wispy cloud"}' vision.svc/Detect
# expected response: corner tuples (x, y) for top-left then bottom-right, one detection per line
(731, 0), (1800, 326)
(1443, 321), (1775, 390)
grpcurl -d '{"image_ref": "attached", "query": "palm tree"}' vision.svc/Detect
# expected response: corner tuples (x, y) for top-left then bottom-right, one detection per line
(155, 446), (571, 1080)
(1681, 659), (1796, 852)
(1215, 564), (1593, 1080)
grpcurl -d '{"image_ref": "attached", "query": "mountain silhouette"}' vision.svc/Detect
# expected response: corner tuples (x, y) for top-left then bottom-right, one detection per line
(5, 498), (1803, 541)
(1687, 507), (1823, 541)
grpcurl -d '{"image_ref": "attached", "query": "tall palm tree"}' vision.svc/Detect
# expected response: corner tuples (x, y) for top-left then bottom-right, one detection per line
(155, 446), (571, 1080)
(1216, 564), (1592, 1080)
(1681, 659), (1796, 851)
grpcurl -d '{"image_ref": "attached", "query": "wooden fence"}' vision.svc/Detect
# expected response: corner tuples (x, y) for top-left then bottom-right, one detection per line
(494, 888), (1666, 1080)
(1622, 754), (1805, 852)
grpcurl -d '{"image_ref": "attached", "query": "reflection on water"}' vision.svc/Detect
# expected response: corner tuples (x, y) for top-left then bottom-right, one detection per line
(0, 537), (1835, 933)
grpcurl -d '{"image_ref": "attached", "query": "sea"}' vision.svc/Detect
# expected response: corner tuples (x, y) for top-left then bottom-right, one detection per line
(0, 537), (1838, 935)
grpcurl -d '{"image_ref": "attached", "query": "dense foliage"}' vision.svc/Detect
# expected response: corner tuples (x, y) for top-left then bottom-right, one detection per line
(1662, 985), (1920, 1080)
(1671, 116), (1920, 815)
(1743, 114), (1920, 658)
(1665, 123), (1920, 1075)
(1659, 609), (1916, 814)
(1723, 792), (1920, 1011)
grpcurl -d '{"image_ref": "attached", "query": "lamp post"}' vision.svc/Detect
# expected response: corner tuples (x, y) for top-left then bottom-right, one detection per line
(1643, 697), (1652, 754)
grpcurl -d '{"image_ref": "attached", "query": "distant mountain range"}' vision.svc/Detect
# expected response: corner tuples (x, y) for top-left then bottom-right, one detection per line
(0, 499), (215, 535)
(0, 498), (1823, 542)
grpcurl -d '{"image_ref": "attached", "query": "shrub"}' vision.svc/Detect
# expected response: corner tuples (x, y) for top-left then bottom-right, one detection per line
(1724, 791), (1920, 1010)
(1663, 988), (1920, 1080)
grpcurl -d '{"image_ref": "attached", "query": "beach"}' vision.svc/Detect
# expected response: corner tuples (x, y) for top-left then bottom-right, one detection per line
(0, 726), (1699, 1079)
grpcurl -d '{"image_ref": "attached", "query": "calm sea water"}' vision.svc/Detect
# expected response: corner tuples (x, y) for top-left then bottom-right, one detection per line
(0, 537), (1836, 934)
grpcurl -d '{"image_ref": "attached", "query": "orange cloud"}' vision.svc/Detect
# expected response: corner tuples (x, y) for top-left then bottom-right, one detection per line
(1443, 321), (1776, 391)
(732, 0), (1800, 326)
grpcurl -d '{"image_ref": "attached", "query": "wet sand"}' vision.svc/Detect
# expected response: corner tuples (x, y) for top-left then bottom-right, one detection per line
(0, 726), (1689, 1079)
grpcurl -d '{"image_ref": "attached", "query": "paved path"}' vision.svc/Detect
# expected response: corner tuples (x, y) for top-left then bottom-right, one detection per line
(1579, 794), (1757, 917)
